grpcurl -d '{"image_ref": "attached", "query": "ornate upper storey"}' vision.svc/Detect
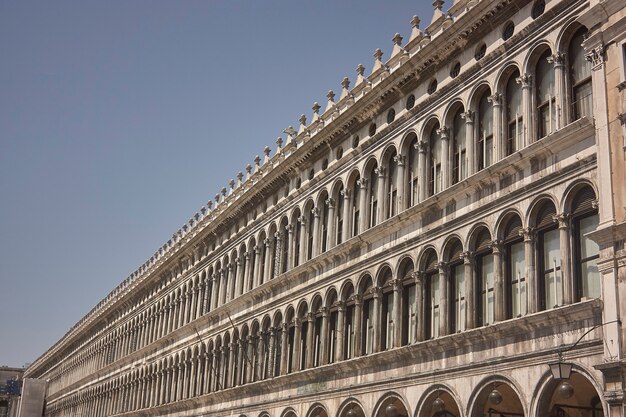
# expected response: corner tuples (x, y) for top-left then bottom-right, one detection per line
(26, 0), (604, 403)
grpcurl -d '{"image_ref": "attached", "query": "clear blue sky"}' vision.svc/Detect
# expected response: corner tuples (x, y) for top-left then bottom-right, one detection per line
(0, 1), (434, 367)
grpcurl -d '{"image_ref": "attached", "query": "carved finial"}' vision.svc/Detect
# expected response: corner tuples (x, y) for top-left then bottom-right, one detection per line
(355, 64), (366, 86)
(214, 194), (220, 203)
(237, 171), (244, 186)
(283, 126), (297, 144)
(372, 48), (385, 73)
(229, 179), (235, 192)
(276, 137), (283, 153)
(340, 77), (351, 100)
(263, 146), (271, 164)
(200, 206), (206, 216)
(391, 33), (404, 57)
(246, 163), (253, 179)
(431, 0), (445, 24)
(312, 102), (321, 122)
(221, 187), (227, 197)
(298, 114), (308, 135)
(254, 155), (261, 173)
(325, 90), (336, 113)
(207, 200), (213, 210)
(412, 15), (421, 29)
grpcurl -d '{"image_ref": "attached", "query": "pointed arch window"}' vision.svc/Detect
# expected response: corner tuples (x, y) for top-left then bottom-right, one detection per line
(569, 28), (592, 120)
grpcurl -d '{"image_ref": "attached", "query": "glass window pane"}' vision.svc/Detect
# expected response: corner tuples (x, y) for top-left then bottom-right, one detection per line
(454, 265), (465, 332)
(407, 285), (416, 343)
(482, 254), (494, 324)
(431, 275), (440, 338)
(543, 229), (562, 308)
(580, 214), (600, 299)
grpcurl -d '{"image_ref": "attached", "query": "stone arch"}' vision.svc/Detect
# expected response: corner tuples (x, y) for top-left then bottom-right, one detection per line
(281, 407), (298, 417)
(495, 62), (522, 92)
(357, 272), (375, 295)
(494, 208), (525, 240)
(337, 397), (367, 417)
(526, 194), (559, 228)
(465, 223), (493, 251)
(373, 391), (411, 417)
(325, 286), (338, 308)
(418, 246), (439, 271)
(442, 98), (466, 128)
(561, 180), (597, 214)
(555, 17), (587, 54)
(340, 280), (355, 302)
(375, 263), (395, 287)
(467, 375), (527, 417)
(532, 365), (606, 417)
(311, 293), (324, 313)
(306, 402), (329, 417)
(415, 383), (464, 417)
(522, 40), (554, 75)
(296, 300), (309, 318)
(467, 81), (493, 110)
(420, 115), (441, 139)
(396, 255), (415, 279)
(400, 129), (419, 156)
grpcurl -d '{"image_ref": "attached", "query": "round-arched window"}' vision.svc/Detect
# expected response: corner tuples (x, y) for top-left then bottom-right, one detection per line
(406, 94), (416, 110)
(475, 43), (487, 60)
(387, 108), (396, 124)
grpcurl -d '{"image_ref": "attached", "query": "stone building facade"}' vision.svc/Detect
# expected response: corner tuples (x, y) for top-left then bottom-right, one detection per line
(22, 1), (626, 417)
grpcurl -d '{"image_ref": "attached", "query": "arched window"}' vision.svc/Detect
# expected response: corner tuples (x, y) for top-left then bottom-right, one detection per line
(307, 207), (315, 261)
(569, 28), (592, 121)
(360, 277), (375, 355)
(407, 134), (419, 207)
(447, 241), (465, 333)
(452, 109), (467, 184)
(505, 68), (523, 155)
(311, 300), (323, 367)
(342, 284), (356, 359)
(336, 184), (344, 245)
(368, 164), (378, 228)
(320, 194), (330, 253)
(327, 291), (339, 364)
(572, 186), (600, 301)
(399, 260), (417, 345)
(474, 229), (494, 326)
(536, 201), (561, 310)
(386, 150), (398, 219)
(423, 251), (440, 339)
(536, 49), (555, 138)
(428, 123), (442, 196)
(502, 215), (526, 318)
(351, 175), (361, 237)
(379, 267), (394, 350)
(280, 220), (289, 274)
(292, 215), (301, 268)
(477, 91), (493, 170)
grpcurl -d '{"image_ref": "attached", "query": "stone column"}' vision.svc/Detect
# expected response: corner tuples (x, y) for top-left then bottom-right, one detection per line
(267, 327), (276, 377)
(280, 324), (289, 375)
(516, 73), (532, 146)
(392, 279), (402, 348)
(326, 198), (336, 249)
(203, 352), (211, 394)
(242, 252), (251, 294)
(298, 216), (307, 264)
(253, 245), (262, 288)
(548, 51), (566, 128)
(521, 228), (537, 314)
(227, 343), (235, 388)
(437, 263), (449, 336)
(394, 155), (406, 211)
(211, 350), (218, 392)
(437, 127), (450, 189)
(304, 313), (315, 368)
(376, 166), (386, 224)
(255, 331), (265, 380)
(341, 188), (351, 241)
(320, 307), (330, 365)
(195, 282), (204, 319)
(462, 252), (476, 329)
(264, 238), (273, 281)
(555, 213), (572, 305)
(210, 274), (219, 310)
(235, 340), (243, 386)
(461, 111), (475, 176)
(336, 302), (345, 362)
(227, 263), (236, 302)
(287, 224), (295, 270)
(353, 295), (363, 356)
(417, 140), (428, 201)
(491, 240), (505, 322)
(371, 287), (382, 353)
(358, 178), (368, 232)
(235, 257), (244, 298)
(489, 93), (503, 162)
(245, 336), (254, 383)
(293, 319), (302, 371)
(311, 208), (321, 258)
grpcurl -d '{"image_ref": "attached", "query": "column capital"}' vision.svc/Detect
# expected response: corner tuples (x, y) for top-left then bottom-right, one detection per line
(326, 197), (336, 208)
(488, 92), (503, 106)
(489, 239), (503, 254)
(436, 261), (449, 273)
(368, 286), (382, 298)
(436, 126), (450, 140)
(461, 251), (474, 264)
(298, 215), (307, 226)
(585, 44), (605, 69)
(393, 154), (406, 166)
(340, 188), (352, 199)
(357, 177), (369, 189)
(547, 51), (566, 67)
(417, 140), (428, 153)
(374, 166), (386, 177)
(553, 213), (570, 229)
(311, 207), (320, 218)
(350, 293), (362, 305)
(320, 306), (330, 317)
(334, 300), (346, 311)
(516, 73), (532, 88)
(461, 110), (475, 123)
(519, 227), (535, 242)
